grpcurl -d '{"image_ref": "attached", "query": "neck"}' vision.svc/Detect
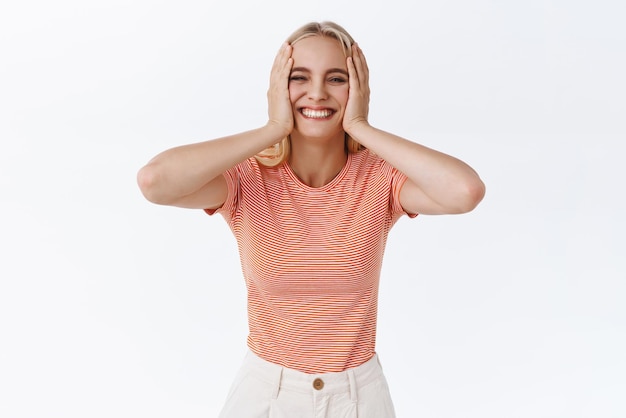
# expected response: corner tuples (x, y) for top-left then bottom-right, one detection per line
(288, 133), (348, 188)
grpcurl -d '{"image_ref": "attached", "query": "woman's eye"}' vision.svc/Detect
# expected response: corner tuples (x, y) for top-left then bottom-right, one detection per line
(329, 77), (347, 83)
(289, 75), (306, 81)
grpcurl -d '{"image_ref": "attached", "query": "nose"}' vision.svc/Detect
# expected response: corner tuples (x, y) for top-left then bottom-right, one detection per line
(308, 78), (328, 101)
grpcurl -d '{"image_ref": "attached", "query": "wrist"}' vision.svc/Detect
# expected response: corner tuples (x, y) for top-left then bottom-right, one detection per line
(264, 120), (291, 141)
(345, 120), (373, 142)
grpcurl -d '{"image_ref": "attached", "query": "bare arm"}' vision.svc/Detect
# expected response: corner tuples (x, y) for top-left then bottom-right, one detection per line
(137, 43), (295, 209)
(347, 125), (485, 215)
(136, 125), (287, 208)
(344, 45), (485, 215)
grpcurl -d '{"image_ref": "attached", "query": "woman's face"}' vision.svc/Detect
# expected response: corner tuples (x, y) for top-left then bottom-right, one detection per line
(289, 36), (349, 140)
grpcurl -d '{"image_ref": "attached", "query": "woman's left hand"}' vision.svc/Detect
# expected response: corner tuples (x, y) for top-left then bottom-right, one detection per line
(343, 44), (371, 134)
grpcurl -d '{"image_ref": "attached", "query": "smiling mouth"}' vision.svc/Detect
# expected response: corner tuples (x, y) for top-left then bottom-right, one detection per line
(299, 108), (335, 119)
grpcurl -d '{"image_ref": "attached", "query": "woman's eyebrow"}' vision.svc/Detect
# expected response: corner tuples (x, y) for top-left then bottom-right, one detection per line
(290, 67), (348, 76)
(290, 67), (310, 73)
(327, 68), (349, 76)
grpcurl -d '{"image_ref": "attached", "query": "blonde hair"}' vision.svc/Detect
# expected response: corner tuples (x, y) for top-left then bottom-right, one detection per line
(255, 21), (364, 167)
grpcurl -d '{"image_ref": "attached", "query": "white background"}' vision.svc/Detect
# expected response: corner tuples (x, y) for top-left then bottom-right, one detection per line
(1, 0), (624, 417)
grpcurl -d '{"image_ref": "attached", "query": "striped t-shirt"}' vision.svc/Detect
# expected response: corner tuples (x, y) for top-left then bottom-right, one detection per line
(206, 148), (416, 373)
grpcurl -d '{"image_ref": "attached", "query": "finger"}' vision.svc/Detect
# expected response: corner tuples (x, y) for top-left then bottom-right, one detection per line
(281, 48), (293, 82)
(271, 43), (291, 77)
(271, 43), (285, 72)
(280, 43), (292, 67)
(351, 44), (369, 89)
(278, 43), (291, 62)
(270, 49), (293, 94)
(350, 45), (364, 89)
(347, 54), (360, 90)
(356, 44), (369, 87)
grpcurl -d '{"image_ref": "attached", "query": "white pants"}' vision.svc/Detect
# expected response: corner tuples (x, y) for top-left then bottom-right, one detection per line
(219, 351), (396, 418)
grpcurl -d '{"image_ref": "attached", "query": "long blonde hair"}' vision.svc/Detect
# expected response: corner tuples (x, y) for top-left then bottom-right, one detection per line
(255, 21), (364, 167)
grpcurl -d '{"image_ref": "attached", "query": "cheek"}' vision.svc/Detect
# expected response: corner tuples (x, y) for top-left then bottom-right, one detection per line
(289, 84), (303, 105)
(336, 87), (349, 107)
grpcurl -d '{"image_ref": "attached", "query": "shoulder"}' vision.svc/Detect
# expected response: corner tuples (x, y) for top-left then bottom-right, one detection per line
(351, 148), (396, 178)
(227, 156), (274, 180)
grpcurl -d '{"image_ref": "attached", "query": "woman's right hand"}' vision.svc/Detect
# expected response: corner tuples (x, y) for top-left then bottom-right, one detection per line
(266, 42), (294, 137)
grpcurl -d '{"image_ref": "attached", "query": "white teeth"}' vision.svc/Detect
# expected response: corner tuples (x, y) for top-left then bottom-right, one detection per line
(301, 108), (333, 119)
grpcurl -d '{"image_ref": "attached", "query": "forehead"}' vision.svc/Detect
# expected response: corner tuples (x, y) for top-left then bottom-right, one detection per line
(291, 36), (347, 70)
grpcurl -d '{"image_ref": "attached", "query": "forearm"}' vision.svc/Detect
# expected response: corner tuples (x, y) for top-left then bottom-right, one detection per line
(348, 123), (485, 212)
(137, 123), (286, 204)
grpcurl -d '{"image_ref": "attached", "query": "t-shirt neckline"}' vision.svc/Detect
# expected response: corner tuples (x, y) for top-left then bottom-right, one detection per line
(283, 152), (353, 192)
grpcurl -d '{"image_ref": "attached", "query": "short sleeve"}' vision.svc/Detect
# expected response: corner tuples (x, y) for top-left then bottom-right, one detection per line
(389, 164), (419, 220)
(203, 164), (241, 223)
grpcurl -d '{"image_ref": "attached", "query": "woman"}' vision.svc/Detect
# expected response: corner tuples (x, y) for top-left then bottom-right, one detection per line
(137, 21), (485, 418)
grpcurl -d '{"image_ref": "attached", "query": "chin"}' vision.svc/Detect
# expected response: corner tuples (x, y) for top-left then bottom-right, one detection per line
(293, 126), (344, 141)
(294, 121), (344, 140)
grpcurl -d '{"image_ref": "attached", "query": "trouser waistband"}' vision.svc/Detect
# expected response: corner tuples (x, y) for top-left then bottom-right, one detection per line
(241, 350), (384, 402)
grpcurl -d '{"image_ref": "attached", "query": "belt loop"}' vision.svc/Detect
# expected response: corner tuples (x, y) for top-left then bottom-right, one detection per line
(271, 367), (283, 400)
(347, 369), (357, 403)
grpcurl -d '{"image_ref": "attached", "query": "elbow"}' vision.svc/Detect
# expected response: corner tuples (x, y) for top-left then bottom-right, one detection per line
(137, 164), (167, 204)
(455, 177), (486, 214)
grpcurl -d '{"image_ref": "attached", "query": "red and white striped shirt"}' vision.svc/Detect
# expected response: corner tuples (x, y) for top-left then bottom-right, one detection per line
(206, 149), (416, 373)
